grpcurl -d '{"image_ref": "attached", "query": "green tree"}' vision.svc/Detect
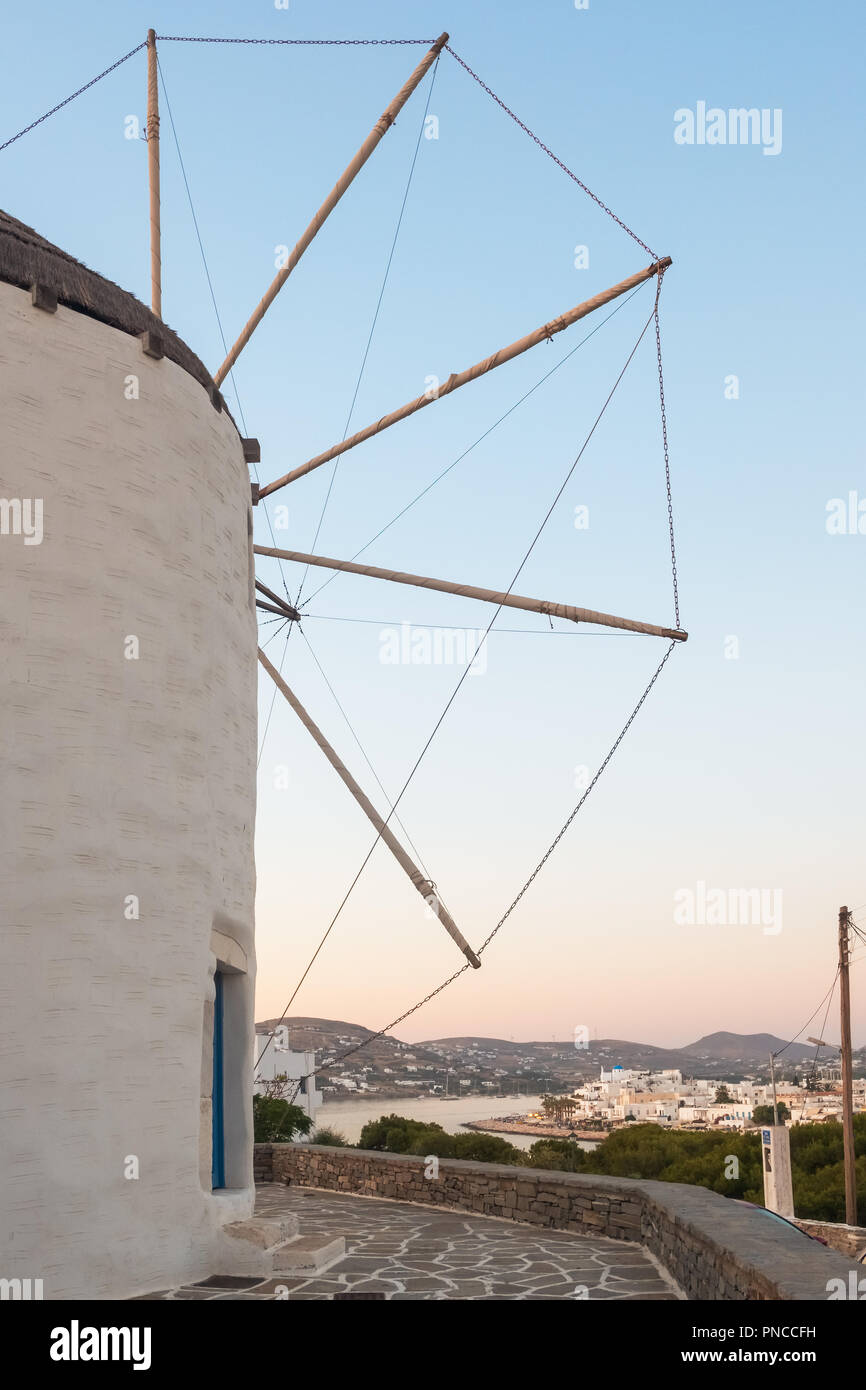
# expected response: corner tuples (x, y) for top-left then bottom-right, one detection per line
(714, 1086), (733, 1104)
(253, 1095), (313, 1143)
(356, 1114), (521, 1164)
(752, 1103), (790, 1125)
(453, 1133), (521, 1164)
(523, 1139), (586, 1172)
(358, 1114), (448, 1153)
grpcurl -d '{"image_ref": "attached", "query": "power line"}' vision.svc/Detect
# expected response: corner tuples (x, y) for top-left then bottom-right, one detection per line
(773, 968), (841, 1061)
(797, 973), (840, 1122)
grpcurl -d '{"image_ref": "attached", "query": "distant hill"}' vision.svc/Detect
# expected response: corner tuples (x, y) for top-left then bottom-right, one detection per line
(254, 1018), (824, 1085)
(682, 1032), (815, 1064)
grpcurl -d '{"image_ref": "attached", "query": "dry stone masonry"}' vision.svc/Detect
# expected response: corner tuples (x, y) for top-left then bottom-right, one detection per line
(258, 1144), (860, 1301)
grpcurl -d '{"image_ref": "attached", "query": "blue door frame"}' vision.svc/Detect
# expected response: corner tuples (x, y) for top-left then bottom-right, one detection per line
(211, 971), (225, 1189)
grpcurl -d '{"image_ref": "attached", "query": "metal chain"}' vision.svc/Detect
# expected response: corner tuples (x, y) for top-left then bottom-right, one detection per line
(653, 270), (681, 630)
(445, 45), (657, 260)
(285, 638), (678, 1102)
(0, 36), (438, 154)
(0, 41), (147, 153)
(157, 37), (436, 45)
(285, 961), (472, 1101)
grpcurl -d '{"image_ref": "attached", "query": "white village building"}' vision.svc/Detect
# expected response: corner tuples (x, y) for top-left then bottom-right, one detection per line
(253, 1034), (323, 1126)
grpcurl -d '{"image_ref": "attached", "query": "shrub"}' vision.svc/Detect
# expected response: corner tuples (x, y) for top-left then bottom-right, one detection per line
(523, 1139), (586, 1172)
(452, 1132), (521, 1164)
(253, 1095), (312, 1144)
(310, 1127), (349, 1147)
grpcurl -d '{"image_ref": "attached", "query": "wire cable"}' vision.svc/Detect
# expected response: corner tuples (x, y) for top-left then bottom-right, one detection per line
(302, 612), (640, 634)
(300, 282), (648, 609)
(294, 57), (440, 608)
(298, 626), (434, 880)
(260, 301), (664, 1072)
(797, 973), (840, 1122)
(773, 968), (842, 1061)
(283, 635), (677, 1092)
(157, 53), (293, 601)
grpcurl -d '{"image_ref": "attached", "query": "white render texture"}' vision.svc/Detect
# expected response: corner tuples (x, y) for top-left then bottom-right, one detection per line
(0, 280), (258, 1298)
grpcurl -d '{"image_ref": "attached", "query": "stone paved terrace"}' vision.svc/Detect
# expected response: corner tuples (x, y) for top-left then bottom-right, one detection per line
(134, 1185), (683, 1300)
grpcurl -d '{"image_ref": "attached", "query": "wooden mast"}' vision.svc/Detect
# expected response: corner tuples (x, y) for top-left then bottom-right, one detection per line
(214, 32), (449, 387)
(146, 29), (161, 318)
(257, 257), (671, 498)
(257, 648), (482, 970)
(254, 545), (688, 641)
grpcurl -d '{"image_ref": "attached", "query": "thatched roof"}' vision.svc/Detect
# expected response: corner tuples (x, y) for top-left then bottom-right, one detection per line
(0, 209), (226, 408)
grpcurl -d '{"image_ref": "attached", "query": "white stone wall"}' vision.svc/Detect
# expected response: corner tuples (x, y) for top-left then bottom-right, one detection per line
(0, 281), (257, 1298)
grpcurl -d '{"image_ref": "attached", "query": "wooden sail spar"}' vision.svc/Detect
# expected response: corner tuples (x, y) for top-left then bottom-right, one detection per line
(146, 29), (161, 318)
(257, 257), (671, 498)
(254, 546), (687, 641)
(214, 32), (449, 387)
(255, 578), (300, 621)
(257, 648), (482, 969)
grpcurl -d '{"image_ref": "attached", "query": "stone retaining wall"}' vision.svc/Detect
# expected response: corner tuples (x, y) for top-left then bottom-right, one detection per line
(794, 1218), (866, 1259)
(253, 1144), (274, 1184)
(257, 1143), (858, 1301)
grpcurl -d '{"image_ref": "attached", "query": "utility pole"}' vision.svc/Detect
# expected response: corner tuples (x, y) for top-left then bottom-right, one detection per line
(839, 905), (858, 1225)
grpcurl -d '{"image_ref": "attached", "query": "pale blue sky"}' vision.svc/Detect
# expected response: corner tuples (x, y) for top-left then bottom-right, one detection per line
(4, 0), (864, 1047)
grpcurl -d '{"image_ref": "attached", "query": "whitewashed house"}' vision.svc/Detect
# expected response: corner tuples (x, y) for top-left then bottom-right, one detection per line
(253, 1033), (323, 1126)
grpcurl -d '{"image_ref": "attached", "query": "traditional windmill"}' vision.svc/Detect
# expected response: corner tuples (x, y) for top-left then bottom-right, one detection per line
(0, 28), (684, 1298)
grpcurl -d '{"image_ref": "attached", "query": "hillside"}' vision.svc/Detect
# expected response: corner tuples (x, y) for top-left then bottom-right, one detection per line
(682, 1032), (815, 1064)
(253, 1018), (838, 1096)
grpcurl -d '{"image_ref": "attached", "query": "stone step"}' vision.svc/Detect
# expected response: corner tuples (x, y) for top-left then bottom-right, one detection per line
(223, 1215), (300, 1249)
(272, 1234), (346, 1274)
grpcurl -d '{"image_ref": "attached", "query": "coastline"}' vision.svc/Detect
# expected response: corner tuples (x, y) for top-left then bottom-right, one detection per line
(462, 1117), (606, 1145)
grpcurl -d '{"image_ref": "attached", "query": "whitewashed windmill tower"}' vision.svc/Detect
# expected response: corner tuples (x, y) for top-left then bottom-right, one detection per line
(0, 29), (684, 1299)
(0, 207), (259, 1297)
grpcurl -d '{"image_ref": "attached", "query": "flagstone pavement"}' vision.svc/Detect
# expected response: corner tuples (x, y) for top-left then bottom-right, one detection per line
(133, 1184), (683, 1300)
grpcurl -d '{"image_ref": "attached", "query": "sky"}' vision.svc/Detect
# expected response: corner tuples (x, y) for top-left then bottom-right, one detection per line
(3, 0), (864, 1049)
